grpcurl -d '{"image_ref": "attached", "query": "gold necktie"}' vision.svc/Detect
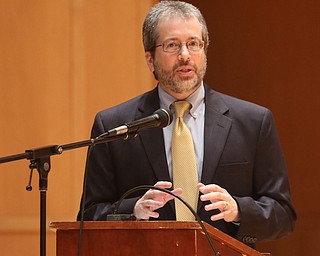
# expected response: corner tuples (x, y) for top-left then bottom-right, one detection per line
(172, 101), (198, 221)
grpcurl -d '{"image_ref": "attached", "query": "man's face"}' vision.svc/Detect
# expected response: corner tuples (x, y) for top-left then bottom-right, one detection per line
(146, 16), (207, 99)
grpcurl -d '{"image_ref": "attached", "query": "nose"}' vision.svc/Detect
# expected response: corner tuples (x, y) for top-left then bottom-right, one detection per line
(178, 44), (191, 62)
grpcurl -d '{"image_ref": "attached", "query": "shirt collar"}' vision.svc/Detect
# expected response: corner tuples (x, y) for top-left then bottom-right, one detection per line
(158, 82), (205, 118)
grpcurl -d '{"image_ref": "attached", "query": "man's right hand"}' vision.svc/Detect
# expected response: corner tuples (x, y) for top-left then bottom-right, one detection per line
(133, 181), (182, 220)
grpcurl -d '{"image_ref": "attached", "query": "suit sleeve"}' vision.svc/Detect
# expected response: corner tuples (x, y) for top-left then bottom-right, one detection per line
(234, 109), (296, 242)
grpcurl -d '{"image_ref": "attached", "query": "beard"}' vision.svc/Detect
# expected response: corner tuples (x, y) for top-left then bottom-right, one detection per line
(153, 57), (207, 94)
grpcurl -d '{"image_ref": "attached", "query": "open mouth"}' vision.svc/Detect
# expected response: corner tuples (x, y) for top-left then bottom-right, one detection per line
(176, 66), (194, 75)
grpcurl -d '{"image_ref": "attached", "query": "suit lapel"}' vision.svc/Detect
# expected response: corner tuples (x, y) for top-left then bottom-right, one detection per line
(198, 85), (232, 210)
(139, 129), (171, 181)
(135, 87), (171, 182)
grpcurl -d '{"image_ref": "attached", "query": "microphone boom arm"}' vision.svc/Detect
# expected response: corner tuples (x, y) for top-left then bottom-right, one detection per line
(0, 108), (172, 256)
(0, 129), (146, 256)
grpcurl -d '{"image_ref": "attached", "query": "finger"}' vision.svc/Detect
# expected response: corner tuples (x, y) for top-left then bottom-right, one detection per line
(171, 188), (183, 196)
(200, 191), (228, 202)
(199, 184), (225, 194)
(156, 188), (183, 204)
(137, 206), (160, 220)
(148, 211), (160, 218)
(204, 201), (239, 222)
(141, 198), (165, 209)
(159, 188), (183, 203)
(154, 181), (173, 189)
(197, 183), (205, 189)
(210, 211), (226, 222)
(204, 201), (228, 211)
(144, 187), (170, 200)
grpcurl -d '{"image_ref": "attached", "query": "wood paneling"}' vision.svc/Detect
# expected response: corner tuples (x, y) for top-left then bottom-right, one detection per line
(0, 1), (154, 255)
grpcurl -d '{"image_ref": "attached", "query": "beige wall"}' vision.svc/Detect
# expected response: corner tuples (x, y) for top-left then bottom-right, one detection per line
(0, 1), (155, 255)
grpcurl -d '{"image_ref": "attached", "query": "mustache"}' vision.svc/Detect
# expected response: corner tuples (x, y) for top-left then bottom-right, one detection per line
(173, 61), (197, 71)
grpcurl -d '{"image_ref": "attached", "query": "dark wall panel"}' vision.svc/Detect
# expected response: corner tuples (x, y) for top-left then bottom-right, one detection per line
(188, 1), (320, 255)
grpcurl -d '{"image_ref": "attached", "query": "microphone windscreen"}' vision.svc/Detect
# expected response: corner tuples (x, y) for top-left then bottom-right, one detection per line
(155, 109), (173, 128)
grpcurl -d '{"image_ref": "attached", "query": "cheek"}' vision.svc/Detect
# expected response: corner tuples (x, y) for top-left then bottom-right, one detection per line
(155, 56), (176, 71)
(194, 53), (206, 65)
(192, 55), (207, 73)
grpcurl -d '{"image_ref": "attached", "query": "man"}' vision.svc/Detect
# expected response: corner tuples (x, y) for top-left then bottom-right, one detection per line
(78, 1), (296, 246)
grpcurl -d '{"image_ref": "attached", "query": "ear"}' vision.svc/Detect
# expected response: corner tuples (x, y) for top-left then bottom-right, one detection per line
(145, 51), (155, 72)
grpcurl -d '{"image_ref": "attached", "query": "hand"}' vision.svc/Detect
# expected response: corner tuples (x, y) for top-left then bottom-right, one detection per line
(133, 181), (182, 220)
(198, 183), (240, 223)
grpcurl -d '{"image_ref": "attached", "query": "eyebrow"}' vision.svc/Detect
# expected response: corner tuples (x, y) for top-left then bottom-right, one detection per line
(163, 36), (202, 41)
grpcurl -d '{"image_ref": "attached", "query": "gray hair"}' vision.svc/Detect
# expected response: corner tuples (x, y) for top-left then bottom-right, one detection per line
(142, 1), (209, 56)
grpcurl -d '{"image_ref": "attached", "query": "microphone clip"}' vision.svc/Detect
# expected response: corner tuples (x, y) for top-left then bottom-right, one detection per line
(106, 214), (136, 221)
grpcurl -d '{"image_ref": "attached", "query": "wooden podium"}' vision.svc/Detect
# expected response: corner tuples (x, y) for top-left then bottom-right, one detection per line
(50, 221), (270, 256)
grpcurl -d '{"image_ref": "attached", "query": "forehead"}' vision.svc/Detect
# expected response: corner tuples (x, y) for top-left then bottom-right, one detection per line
(157, 16), (202, 42)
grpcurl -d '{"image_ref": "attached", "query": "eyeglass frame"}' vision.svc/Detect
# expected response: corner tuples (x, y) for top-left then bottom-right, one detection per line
(153, 38), (205, 53)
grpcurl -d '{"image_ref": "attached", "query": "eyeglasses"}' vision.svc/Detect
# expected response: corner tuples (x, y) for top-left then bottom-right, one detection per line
(154, 38), (205, 53)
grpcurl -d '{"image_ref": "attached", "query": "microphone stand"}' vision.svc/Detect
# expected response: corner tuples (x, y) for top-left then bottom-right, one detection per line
(0, 133), (132, 256)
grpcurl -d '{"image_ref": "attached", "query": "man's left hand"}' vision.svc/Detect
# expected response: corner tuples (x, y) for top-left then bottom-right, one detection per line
(198, 183), (240, 223)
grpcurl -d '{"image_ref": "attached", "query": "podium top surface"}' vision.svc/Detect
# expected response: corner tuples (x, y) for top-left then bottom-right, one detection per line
(50, 221), (266, 256)
(50, 220), (202, 230)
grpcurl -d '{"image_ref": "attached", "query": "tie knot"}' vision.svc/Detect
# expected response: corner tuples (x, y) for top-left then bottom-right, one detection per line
(173, 101), (191, 118)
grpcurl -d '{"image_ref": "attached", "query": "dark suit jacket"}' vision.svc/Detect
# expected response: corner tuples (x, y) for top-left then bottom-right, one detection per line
(78, 84), (296, 246)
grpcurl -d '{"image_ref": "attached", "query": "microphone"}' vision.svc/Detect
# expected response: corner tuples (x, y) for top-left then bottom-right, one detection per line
(98, 108), (173, 138)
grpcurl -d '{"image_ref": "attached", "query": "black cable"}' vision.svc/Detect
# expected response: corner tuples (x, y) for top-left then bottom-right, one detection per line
(77, 145), (94, 256)
(113, 185), (220, 256)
